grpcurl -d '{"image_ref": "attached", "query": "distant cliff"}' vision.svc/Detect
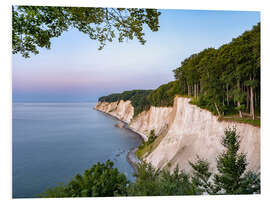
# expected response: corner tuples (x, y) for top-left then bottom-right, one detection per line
(95, 96), (260, 173)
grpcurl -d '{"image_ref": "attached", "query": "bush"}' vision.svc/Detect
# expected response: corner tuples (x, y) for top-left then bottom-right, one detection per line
(127, 162), (198, 196)
(40, 160), (128, 197)
(136, 129), (157, 159)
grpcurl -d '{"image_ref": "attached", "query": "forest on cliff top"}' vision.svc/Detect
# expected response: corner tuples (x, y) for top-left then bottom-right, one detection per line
(99, 23), (260, 125)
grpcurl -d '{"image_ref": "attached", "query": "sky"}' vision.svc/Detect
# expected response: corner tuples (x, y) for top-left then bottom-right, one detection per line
(12, 9), (260, 102)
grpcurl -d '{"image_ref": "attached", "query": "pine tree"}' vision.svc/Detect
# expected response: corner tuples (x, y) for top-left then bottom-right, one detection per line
(190, 127), (260, 194)
(213, 127), (248, 194)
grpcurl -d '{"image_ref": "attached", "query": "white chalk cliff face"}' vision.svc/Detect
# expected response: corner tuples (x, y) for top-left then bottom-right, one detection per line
(95, 100), (134, 123)
(95, 96), (260, 173)
(129, 106), (173, 141)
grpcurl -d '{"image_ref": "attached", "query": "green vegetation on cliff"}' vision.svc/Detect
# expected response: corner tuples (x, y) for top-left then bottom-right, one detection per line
(41, 128), (260, 197)
(98, 23), (260, 125)
(136, 130), (157, 159)
(99, 90), (153, 116)
(98, 80), (183, 116)
(173, 23), (260, 121)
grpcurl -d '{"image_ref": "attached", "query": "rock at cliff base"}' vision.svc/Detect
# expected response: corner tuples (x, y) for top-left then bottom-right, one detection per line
(115, 121), (125, 128)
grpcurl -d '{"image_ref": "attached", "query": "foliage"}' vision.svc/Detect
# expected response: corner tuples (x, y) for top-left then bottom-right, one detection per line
(12, 6), (161, 58)
(173, 23), (260, 119)
(99, 89), (153, 116)
(127, 162), (198, 196)
(41, 160), (128, 197)
(189, 127), (260, 195)
(136, 129), (157, 159)
(99, 93), (122, 103)
(189, 157), (215, 194)
(213, 127), (260, 194)
(127, 161), (161, 196)
(218, 116), (260, 127)
(157, 166), (198, 195)
(147, 81), (182, 107)
(148, 129), (156, 143)
(40, 184), (67, 198)
(98, 81), (182, 116)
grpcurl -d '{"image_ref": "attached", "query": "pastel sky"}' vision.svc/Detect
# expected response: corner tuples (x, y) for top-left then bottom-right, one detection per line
(12, 9), (260, 102)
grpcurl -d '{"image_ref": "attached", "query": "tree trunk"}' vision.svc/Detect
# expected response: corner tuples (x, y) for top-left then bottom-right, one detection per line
(238, 101), (242, 118)
(215, 102), (221, 117)
(197, 83), (199, 98)
(246, 86), (249, 111)
(254, 88), (257, 107)
(226, 84), (229, 106)
(237, 80), (242, 118)
(196, 83), (198, 99)
(195, 83), (197, 99)
(250, 77), (255, 120)
(194, 83), (196, 99)
(222, 85), (225, 106)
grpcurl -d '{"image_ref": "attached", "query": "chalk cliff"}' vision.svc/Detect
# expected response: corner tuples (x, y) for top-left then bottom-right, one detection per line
(95, 100), (134, 123)
(95, 96), (260, 173)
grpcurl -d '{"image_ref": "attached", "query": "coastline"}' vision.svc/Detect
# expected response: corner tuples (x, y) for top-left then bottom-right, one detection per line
(126, 147), (141, 175)
(94, 107), (143, 175)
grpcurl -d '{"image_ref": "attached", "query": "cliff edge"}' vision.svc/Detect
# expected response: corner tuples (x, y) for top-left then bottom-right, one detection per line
(95, 96), (260, 174)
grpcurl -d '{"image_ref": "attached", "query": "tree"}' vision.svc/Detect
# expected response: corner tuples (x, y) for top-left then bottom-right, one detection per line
(158, 165), (199, 195)
(189, 127), (260, 195)
(213, 127), (260, 194)
(189, 157), (216, 194)
(12, 6), (161, 58)
(41, 160), (128, 197)
(127, 161), (161, 196)
(171, 23), (260, 120)
(127, 161), (198, 196)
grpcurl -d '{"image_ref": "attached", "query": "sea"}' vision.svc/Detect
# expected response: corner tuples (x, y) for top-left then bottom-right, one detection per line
(12, 102), (142, 198)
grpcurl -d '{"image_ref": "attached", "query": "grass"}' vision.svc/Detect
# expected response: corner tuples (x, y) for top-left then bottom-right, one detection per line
(136, 143), (152, 160)
(189, 97), (260, 127)
(136, 128), (169, 160)
(218, 115), (260, 127)
(175, 94), (193, 99)
(109, 107), (117, 112)
(136, 132), (156, 159)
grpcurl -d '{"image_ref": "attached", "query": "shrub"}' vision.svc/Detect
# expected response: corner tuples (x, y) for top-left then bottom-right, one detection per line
(189, 127), (260, 195)
(41, 160), (128, 197)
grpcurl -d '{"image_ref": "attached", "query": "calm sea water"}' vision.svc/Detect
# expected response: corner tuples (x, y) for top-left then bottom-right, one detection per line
(12, 102), (142, 198)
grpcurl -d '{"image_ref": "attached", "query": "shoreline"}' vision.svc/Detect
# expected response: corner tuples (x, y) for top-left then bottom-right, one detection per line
(94, 107), (147, 140)
(94, 107), (143, 175)
(126, 147), (141, 175)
